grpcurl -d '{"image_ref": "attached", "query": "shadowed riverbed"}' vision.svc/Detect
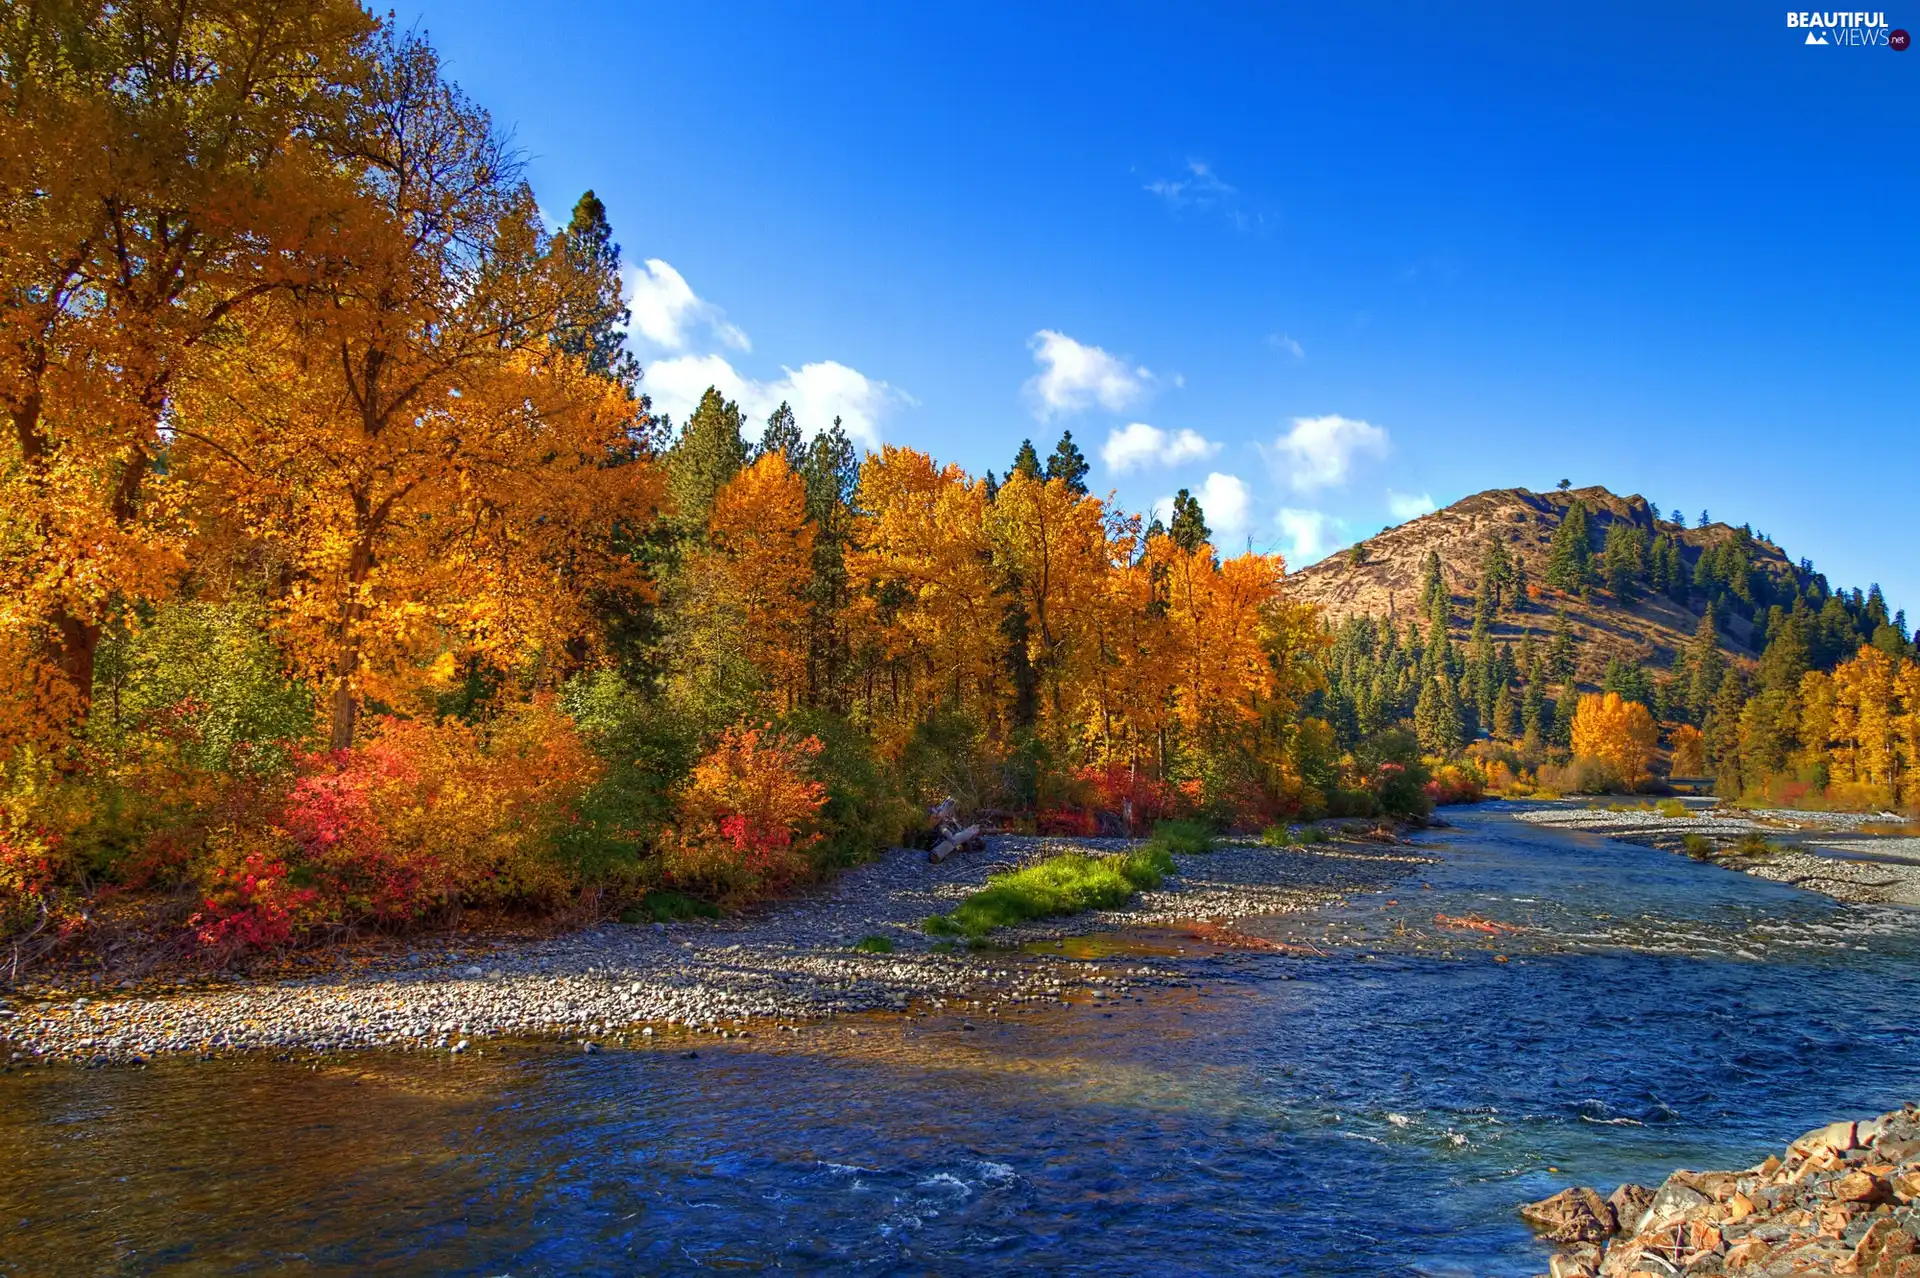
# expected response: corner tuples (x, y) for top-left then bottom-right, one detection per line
(4, 808), (1918, 1275)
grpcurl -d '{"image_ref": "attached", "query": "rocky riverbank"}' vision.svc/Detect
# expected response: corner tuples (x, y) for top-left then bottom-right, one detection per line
(1513, 804), (1920, 908)
(1522, 1104), (1920, 1276)
(0, 827), (1430, 1066)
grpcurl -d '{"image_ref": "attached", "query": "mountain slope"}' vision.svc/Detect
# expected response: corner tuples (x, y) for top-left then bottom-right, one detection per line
(1286, 486), (1801, 684)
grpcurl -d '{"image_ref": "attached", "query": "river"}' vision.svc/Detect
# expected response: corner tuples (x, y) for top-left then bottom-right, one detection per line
(3, 807), (1917, 1274)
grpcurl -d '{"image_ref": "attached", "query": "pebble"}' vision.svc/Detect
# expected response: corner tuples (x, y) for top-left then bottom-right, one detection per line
(0, 831), (1428, 1065)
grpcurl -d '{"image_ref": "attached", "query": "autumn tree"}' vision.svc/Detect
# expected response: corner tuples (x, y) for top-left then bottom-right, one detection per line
(1570, 691), (1659, 789)
(702, 453), (816, 711)
(0, 0), (373, 745)
(174, 29), (659, 748)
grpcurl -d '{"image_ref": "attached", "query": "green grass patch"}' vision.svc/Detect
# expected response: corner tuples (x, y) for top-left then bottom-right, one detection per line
(1681, 833), (1716, 860)
(925, 846), (1174, 940)
(1147, 819), (1212, 856)
(620, 890), (721, 925)
(1258, 823), (1327, 847)
(853, 935), (894, 954)
(1656, 799), (1690, 819)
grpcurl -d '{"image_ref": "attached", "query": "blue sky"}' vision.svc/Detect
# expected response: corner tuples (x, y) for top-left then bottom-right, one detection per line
(400, 2), (1917, 609)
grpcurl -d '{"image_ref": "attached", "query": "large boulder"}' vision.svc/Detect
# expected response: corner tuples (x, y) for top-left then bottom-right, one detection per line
(1520, 1187), (1617, 1244)
(1605, 1183), (1653, 1235)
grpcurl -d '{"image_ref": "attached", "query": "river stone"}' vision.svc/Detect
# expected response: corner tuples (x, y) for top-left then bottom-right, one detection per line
(1790, 1119), (1859, 1159)
(1638, 1174), (1709, 1233)
(1606, 1183), (1654, 1235)
(1520, 1187), (1616, 1243)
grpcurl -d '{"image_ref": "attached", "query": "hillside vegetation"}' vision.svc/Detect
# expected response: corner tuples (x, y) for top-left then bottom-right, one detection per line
(1290, 485), (1915, 807)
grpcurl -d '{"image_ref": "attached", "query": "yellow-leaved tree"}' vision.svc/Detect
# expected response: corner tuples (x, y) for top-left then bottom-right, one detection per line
(0, 0), (372, 750)
(1571, 691), (1660, 789)
(171, 30), (660, 748)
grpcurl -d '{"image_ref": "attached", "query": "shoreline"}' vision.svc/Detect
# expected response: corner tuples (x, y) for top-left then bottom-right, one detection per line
(1510, 801), (1920, 908)
(0, 825), (1432, 1066)
(1522, 1104), (1920, 1276)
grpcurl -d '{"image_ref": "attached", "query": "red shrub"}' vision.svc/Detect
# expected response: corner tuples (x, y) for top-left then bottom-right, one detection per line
(663, 724), (829, 903)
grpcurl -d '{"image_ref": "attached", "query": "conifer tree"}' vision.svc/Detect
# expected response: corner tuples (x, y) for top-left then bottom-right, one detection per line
(1686, 603), (1726, 722)
(1011, 439), (1042, 479)
(1415, 643), (1464, 756)
(759, 401), (803, 466)
(1493, 682), (1520, 740)
(556, 191), (642, 391)
(1545, 500), (1592, 592)
(669, 387), (747, 536)
(1046, 430), (1090, 495)
(1169, 489), (1210, 553)
(1547, 609), (1578, 683)
(1421, 550), (1449, 637)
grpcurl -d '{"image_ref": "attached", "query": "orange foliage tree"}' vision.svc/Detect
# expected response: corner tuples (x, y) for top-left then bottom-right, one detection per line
(0, 0), (373, 748)
(1571, 691), (1660, 789)
(170, 31), (660, 748)
(704, 454), (817, 711)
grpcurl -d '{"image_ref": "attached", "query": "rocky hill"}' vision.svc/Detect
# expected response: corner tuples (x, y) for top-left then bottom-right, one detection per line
(1285, 486), (1802, 685)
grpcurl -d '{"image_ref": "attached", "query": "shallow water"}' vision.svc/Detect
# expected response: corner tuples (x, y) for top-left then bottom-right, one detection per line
(4, 808), (1918, 1275)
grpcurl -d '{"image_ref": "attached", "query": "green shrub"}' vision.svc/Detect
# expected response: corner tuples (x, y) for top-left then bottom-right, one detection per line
(1681, 833), (1716, 860)
(853, 934), (894, 954)
(1656, 798), (1689, 819)
(1259, 824), (1291, 847)
(1148, 819), (1212, 856)
(785, 709), (916, 873)
(924, 847), (1171, 940)
(621, 890), (720, 924)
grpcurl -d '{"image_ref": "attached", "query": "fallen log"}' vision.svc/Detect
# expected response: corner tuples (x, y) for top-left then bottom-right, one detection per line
(929, 824), (982, 864)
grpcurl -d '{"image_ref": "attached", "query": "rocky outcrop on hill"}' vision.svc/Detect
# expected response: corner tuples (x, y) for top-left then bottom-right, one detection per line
(1523, 1104), (1920, 1276)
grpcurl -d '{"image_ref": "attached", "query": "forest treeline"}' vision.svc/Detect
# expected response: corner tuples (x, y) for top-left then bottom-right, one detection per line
(0, 3), (1419, 966)
(1316, 496), (1919, 806)
(3, 6), (1909, 970)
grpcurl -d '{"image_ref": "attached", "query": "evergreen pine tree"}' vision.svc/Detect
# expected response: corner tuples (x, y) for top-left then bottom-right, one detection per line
(1547, 687), (1575, 749)
(1686, 602), (1726, 722)
(555, 190), (642, 391)
(1521, 662), (1547, 740)
(1544, 500), (1592, 592)
(1547, 608), (1577, 682)
(758, 401), (803, 466)
(1415, 646), (1464, 756)
(1493, 682), (1519, 741)
(667, 386), (746, 536)
(1169, 489), (1210, 552)
(1011, 439), (1042, 479)
(1421, 550), (1449, 637)
(1045, 430), (1090, 495)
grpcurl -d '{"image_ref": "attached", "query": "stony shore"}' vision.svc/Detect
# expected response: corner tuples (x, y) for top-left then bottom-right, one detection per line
(1513, 804), (1920, 908)
(0, 827), (1430, 1066)
(1522, 1104), (1920, 1277)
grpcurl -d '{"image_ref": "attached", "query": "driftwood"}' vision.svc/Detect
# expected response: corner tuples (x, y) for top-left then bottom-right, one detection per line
(928, 824), (981, 864)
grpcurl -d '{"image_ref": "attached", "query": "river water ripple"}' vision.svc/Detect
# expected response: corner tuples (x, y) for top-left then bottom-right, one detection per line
(4, 808), (1918, 1275)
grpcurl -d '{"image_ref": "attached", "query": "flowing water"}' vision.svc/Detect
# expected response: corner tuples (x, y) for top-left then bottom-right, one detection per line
(4, 808), (1919, 1275)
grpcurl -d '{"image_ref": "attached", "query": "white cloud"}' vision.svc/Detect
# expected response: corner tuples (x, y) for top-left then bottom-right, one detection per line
(1386, 490), (1436, 522)
(1269, 414), (1390, 492)
(627, 259), (750, 353)
(1200, 472), (1251, 537)
(1024, 330), (1153, 419)
(1269, 333), (1305, 360)
(1144, 158), (1236, 209)
(1146, 472), (1250, 540)
(1275, 508), (1347, 566)
(1101, 422), (1219, 473)
(645, 353), (904, 447)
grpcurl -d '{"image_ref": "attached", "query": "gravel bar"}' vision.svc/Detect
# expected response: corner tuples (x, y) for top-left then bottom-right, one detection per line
(0, 831), (1430, 1065)
(1512, 801), (1920, 908)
